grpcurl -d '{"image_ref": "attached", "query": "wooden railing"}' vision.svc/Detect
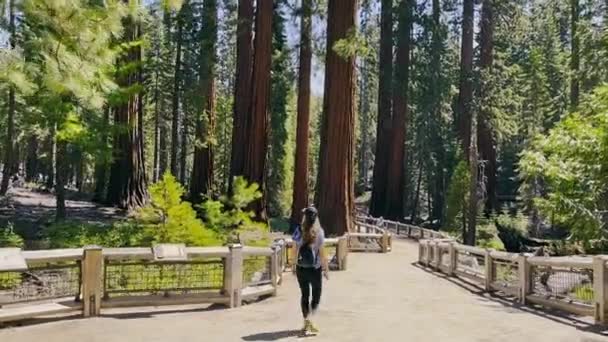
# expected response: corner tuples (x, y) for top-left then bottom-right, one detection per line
(0, 218), (393, 325)
(359, 214), (608, 325)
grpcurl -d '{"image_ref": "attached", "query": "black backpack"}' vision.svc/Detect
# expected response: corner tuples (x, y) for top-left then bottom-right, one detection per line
(297, 243), (316, 268)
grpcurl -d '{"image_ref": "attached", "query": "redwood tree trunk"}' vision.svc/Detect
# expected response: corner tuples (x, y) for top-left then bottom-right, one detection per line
(477, 0), (497, 215)
(242, 0), (273, 221)
(25, 135), (39, 182)
(456, 0), (474, 160)
(385, 0), (412, 221)
(229, 0), (254, 190)
(315, 0), (357, 236)
(55, 141), (67, 221)
(570, 0), (580, 110)
(106, 8), (148, 209)
(93, 108), (110, 202)
(190, 0), (217, 204)
(0, 0), (16, 195)
(170, 9), (184, 176)
(290, 0), (312, 226)
(370, 0), (393, 217)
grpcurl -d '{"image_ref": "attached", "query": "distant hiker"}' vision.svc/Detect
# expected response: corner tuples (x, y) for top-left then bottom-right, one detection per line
(292, 206), (329, 335)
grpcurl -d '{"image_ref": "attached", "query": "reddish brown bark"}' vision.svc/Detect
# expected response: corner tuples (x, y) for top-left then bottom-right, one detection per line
(477, 0), (497, 215)
(369, 0), (393, 218)
(170, 9), (184, 176)
(290, 0), (312, 226)
(456, 0), (474, 160)
(229, 0), (254, 190)
(315, 0), (357, 236)
(385, 0), (412, 221)
(570, 0), (580, 110)
(242, 0), (273, 221)
(106, 8), (148, 209)
(190, 0), (218, 204)
(0, 0), (16, 195)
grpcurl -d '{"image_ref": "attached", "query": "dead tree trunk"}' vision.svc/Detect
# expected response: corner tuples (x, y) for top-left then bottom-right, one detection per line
(315, 0), (357, 236)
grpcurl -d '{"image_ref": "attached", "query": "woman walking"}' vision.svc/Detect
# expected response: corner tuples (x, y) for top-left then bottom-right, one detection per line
(293, 206), (329, 335)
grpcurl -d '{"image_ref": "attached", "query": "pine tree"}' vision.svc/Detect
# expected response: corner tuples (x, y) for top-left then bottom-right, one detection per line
(456, 0), (475, 160)
(0, 0), (16, 195)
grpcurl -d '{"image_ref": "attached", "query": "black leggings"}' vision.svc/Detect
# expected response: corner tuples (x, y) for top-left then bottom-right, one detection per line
(296, 266), (322, 318)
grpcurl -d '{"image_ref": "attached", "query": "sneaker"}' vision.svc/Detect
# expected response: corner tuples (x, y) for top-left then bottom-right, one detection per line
(308, 320), (319, 335)
(302, 319), (311, 332)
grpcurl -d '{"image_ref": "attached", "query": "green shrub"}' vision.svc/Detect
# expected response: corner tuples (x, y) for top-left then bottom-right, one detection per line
(136, 172), (221, 246)
(0, 223), (24, 248)
(445, 160), (470, 233)
(43, 221), (108, 248)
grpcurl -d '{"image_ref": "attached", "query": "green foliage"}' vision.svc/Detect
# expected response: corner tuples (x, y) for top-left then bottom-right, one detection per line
(0, 223), (24, 248)
(445, 160), (470, 232)
(333, 28), (370, 60)
(520, 85), (608, 241)
(199, 176), (267, 243)
(137, 173), (221, 246)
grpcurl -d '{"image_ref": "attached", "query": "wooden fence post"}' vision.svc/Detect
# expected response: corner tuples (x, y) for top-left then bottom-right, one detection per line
(381, 231), (389, 253)
(337, 236), (348, 270)
(425, 241), (432, 267)
(448, 243), (456, 276)
(270, 247), (279, 296)
(593, 256), (607, 324)
(407, 226), (412, 238)
(485, 249), (493, 291)
(433, 242), (441, 269)
(518, 254), (530, 304)
(82, 246), (103, 317)
(225, 244), (243, 308)
(418, 240), (424, 264)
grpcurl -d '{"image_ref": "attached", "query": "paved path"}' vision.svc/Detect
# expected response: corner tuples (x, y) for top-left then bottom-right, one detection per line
(2, 239), (608, 342)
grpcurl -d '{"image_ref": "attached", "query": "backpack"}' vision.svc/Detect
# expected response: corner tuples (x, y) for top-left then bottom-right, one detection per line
(297, 243), (317, 268)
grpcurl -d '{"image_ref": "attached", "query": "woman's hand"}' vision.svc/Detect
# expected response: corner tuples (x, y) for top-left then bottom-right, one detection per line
(323, 269), (329, 280)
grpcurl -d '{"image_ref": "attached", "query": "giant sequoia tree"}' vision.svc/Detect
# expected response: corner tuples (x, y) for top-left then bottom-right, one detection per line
(242, 0), (273, 220)
(456, 0), (475, 160)
(316, 0), (357, 236)
(369, 0), (393, 217)
(190, 0), (218, 203)
(385, 0), (412, 220)
(0, 0), (16, 196)
(291, 0), (313, 226)
(477, 0), (497, 215)
(107, 1), (148, 209)
(229, 0), (254, 189)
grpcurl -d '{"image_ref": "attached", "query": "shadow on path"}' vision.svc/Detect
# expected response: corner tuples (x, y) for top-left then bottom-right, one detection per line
(101, 303), (225, 320)
(241, 329), (304, 341)
(411, 262), (608, 337)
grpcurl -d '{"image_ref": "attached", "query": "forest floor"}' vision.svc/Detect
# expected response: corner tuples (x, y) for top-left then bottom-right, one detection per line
(1, 239), (606, 342)
(0, 187), (124, 247)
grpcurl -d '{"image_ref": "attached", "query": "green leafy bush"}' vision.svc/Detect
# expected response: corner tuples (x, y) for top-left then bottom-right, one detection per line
(0, 223), (24, 248)
(520, 85), (608, 241)
(445, 160), (470, 233)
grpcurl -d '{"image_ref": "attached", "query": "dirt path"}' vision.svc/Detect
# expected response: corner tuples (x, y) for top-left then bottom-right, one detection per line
(0, 188), (123, 245)
(1, 239), (607, 341)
